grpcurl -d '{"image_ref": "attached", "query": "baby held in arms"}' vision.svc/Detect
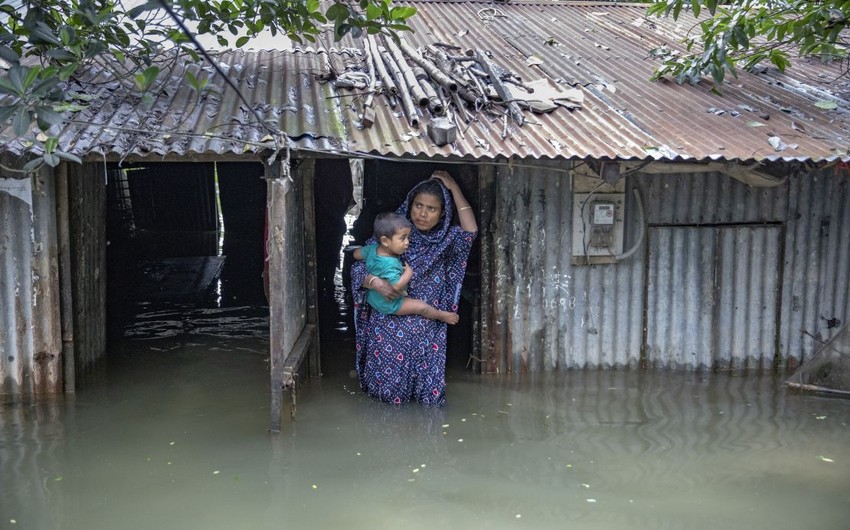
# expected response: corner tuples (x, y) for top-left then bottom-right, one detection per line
(353, 212), (459, 325)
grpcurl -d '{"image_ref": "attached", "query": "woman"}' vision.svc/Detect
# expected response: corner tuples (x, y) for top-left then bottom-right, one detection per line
(351, 171), (477, 405)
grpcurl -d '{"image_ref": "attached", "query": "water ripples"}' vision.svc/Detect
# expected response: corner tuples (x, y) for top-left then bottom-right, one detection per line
(123, 305), (269, 340)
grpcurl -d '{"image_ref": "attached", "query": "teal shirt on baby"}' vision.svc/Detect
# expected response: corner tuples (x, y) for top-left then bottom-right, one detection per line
(361, 243), (404, 315)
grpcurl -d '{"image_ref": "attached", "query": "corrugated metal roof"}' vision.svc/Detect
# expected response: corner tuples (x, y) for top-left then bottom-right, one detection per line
(0, 1), (847, 162)
(340, 1), (849, 162)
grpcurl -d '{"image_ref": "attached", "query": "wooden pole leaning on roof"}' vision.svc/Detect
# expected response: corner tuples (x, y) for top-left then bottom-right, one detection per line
(378, 41), (419, 127)
(383, 35), (429, 108)
(474, 49), (525, 126)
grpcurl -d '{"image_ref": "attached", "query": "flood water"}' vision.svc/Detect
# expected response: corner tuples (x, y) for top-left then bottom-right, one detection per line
(2, 228), (850, 530)
(3, 331), (849, 529)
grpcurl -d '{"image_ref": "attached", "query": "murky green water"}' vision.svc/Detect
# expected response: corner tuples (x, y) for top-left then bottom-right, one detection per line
(2, 330), (850, 530)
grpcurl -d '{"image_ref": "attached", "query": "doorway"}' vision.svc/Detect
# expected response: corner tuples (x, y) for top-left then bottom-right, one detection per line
(313, 159), (480, 375)
(105, 162), (268, 343)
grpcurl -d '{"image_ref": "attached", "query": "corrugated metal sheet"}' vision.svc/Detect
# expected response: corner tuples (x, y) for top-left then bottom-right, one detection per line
(482, 162), (850, 372)
(334, 1), (849, 162)
(0, 3), (846, 163)
(484, 160), (644, 372)
(1, 50), (343, 159)
(645, 225), (782, 370)
(68, 163), (107, 373)
(781, 171), (850, 368)
(1, 166), (62, 397)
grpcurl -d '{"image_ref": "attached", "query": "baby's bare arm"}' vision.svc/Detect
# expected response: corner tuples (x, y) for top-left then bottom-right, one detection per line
(353, 247), (364, 260)
(393, 264), (413, 290)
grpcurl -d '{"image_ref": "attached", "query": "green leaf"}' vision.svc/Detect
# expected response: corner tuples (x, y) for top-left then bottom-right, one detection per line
(815, 100), (838, 110)
(35, 107), (64, 129)
(55, 150), (82, 164)
(326, 3), (348, 21)
(366, 3), (382, 20)
(0, 45), (19, 64)
(0, 76), (20, 97)
(12, 108), (32, 137)
(7, 65), (26, 94)
(43, 153), (60, 167)
(235, 36), (250, 47)
(45, 49), (77, 61)
(391, 6), (417, 20)
(29, 22), (62, 46)
(44, 136), (59, 153)
(127, 0), (159, 19)
(23, 158), (44, 173)
(0, 105), (17, 123)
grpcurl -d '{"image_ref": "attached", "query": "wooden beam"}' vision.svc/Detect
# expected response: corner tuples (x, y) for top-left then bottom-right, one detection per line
(299, 159), (321, 378)
(477, 164), (497, 374)
(282, 324), (317, 390)
(266, 161), (287, 433)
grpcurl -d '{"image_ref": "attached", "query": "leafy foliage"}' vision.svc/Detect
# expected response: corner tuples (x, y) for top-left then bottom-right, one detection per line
(0, 0), (416, 170)
(647, 0), (849, 86)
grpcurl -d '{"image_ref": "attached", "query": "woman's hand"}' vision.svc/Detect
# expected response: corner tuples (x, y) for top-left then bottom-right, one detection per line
(431, 170), (478, 233)
(368, 275), (403, 300)
(430, 170), (457, 191)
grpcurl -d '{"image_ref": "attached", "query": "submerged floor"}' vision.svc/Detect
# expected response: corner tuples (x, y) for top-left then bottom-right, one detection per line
(2, 330), (849, 529)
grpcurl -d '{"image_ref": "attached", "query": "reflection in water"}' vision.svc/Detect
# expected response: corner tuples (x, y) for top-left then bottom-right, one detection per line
(123, 304), (270, 340)
(3, 354), (849, 530)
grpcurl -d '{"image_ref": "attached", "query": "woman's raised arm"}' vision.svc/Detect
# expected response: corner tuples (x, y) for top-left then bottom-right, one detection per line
(431, 170), (478, 233)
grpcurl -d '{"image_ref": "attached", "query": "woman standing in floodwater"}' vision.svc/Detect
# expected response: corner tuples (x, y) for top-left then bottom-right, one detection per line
(351, 171), (477, 405)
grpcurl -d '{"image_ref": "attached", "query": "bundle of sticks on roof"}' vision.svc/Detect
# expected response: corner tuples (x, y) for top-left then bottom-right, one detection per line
(327, 34), (529, 132)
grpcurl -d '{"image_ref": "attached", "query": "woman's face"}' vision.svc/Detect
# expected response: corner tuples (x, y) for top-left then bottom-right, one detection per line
(410, 192), (443, 233)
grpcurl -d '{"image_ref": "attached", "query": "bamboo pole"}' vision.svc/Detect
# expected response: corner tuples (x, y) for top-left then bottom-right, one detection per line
(383, 35), (429, 107)
(378, 44), (419, 127)
(418, 77), (444, 114)
(399, 37), (459, 92)
(367, 34), (397, 96)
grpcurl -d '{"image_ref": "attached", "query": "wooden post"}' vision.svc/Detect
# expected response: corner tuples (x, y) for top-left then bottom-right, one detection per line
(266, 160), (287, 433)
(478, 164), (497, 373)
(299, 159), (321, 378)
(56, 163), (76, 393)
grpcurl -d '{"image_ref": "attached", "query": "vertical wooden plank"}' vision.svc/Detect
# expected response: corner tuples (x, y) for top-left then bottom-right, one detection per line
(478, 164), (496, 373)
(266, 160), (286, 433)
(56, 164), (76, 393)
(299, 159), (321, 377)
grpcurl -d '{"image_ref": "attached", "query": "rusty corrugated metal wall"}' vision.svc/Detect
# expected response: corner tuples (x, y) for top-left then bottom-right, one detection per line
(68, 163), (107, 373)
(482, 162), (850, 373)
(1, 166), (62, 396)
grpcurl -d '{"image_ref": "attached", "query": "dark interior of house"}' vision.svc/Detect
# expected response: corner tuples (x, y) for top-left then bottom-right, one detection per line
(103, 160), (478, 375)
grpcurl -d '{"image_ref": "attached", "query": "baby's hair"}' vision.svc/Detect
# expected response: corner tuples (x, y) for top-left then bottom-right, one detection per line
(373, 212), (410, 240)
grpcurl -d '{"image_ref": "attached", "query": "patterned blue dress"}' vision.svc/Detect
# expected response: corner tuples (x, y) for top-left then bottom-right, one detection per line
(351, 181), (476, 405)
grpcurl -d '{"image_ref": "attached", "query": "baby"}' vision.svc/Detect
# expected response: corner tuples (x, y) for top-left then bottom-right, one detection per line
(353, 212), (459, 325)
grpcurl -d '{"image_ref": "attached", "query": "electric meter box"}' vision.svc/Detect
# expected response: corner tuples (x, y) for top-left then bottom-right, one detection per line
(571, 192), (625, 264)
